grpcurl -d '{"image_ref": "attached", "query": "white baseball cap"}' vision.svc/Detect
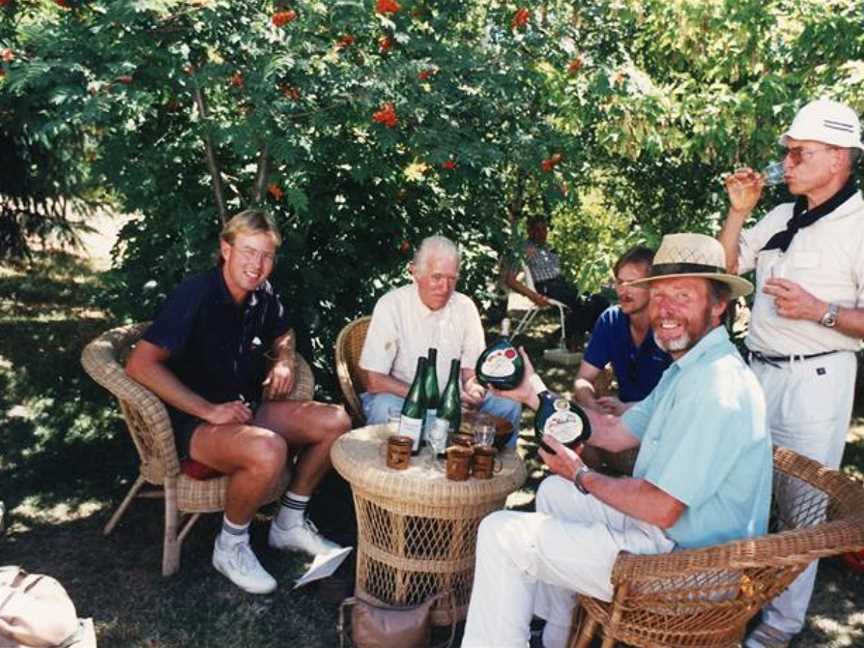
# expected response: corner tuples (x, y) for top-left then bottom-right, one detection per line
(778, 99), (864, 151)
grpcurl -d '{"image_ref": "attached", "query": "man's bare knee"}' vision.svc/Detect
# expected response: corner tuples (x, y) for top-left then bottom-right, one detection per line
(328, 407), (351, 437)
(246, 430), (288, 478)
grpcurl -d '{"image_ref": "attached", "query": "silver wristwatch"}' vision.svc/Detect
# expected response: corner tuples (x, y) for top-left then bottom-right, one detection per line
(573, 465), (592, 495)
(820, 303), (839, 328)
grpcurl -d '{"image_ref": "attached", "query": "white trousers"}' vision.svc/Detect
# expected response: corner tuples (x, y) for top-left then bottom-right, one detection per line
(461, 475), (675, 648)
(750, 350), (856, 636)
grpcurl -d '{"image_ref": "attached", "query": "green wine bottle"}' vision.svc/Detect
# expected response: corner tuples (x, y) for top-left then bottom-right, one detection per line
(400, 356), (428, 455)
(421, 348), (440, 445)
(475, 318), (524, 390)
(435, 359), (462, 455)
(529, 373), (591, 454)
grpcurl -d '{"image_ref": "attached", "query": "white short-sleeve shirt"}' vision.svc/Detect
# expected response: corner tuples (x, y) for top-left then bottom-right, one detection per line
(359, 283), (487, 385)
(738, 191), (864, 355)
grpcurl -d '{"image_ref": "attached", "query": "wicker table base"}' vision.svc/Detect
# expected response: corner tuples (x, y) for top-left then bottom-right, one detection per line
(331, 424), (527, 625)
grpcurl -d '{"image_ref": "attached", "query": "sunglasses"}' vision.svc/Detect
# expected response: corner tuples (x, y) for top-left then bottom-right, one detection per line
(781, 146), (835, 165)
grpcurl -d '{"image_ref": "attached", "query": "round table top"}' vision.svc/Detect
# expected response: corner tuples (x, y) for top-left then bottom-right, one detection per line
(331, 424), (527, 508)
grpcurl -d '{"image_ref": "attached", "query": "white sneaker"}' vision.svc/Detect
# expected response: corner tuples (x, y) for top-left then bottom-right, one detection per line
(212, 540), (277, 594)
(268, 518), (341, 556)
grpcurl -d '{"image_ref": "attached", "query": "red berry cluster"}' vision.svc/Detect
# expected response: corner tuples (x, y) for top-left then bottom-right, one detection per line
(372, 102), (398, 128)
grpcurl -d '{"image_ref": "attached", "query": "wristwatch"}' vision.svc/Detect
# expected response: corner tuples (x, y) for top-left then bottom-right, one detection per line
(820, 303), (839, 328)
(573, 465), (592, 495)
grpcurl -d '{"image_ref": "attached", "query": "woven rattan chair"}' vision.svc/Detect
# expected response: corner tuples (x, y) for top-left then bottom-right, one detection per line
(334, 316), (371, 424)
(569, 446), (864, 648)
(81, 322), (315, 576)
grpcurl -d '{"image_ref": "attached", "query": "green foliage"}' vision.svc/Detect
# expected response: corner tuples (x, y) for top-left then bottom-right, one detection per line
(2, 0), (863, 385)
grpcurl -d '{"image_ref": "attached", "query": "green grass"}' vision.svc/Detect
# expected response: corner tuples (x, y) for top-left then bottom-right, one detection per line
(1, 250), (863, 647)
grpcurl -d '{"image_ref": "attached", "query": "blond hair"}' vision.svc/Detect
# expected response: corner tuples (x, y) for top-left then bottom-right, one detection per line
(220, 209), (282, 248)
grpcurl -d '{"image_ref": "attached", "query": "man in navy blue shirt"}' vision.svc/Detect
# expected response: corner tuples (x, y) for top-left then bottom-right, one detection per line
(574, 246), (671, 415)
(126, 210), (351, 595)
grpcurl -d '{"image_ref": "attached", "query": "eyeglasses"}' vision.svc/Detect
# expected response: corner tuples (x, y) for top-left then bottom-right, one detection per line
(234, 245), (275, 265)
(781, 146), (835, 165)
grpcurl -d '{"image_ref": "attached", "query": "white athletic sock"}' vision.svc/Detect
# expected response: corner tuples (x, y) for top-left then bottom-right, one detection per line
(218, 515), (250, 548)
(275, 491), (310, 529)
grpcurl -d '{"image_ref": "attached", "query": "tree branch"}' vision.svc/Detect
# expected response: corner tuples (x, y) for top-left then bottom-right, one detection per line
(191, 81), (228, 225)
(253, 141), (270, 205)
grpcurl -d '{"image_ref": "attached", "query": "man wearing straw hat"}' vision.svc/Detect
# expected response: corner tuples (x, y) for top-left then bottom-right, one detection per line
(462, 233), (772, 648)
(719, 99), (864, 647)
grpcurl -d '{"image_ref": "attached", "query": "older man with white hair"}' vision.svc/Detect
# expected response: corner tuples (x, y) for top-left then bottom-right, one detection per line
(359, 235), (521, 436)
(719, 98), (864, 647)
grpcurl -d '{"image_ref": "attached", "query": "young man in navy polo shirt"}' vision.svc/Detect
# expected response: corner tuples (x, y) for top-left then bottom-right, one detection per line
(574, 246), (671, 415)
(126, 209), (351, 594)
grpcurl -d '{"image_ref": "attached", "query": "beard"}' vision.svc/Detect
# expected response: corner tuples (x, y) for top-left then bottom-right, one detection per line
(653, 304), (714, 354)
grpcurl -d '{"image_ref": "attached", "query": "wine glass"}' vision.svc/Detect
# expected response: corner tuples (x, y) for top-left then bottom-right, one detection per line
(473, 413), (496, 447)
(761, 161), (785, 186)
(427, 418), (449, 457)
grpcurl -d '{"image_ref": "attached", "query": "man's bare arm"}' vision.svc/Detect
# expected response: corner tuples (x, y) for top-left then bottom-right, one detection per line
(542, 437), (683, 529)
(501, 265), (550, 307)
(263, 329), (297, 399)
(718, 168), (764, 274)
(573, 360), (603, 410)
(365, 369), (410, 398)
(582, 471), (685, 528)
(126, 339), (251, 424)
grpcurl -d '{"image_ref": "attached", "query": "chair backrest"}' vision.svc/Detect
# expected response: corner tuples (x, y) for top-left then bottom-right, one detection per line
(334, 316), (372, 424)
(81, 322), (180, 483)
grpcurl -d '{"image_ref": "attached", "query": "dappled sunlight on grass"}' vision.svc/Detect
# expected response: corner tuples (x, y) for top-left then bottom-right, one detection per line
(2, 266), (864, 646)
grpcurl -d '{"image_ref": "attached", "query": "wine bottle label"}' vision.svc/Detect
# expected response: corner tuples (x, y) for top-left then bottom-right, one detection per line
(399, 415), (423, 451)
(542, 399), (583, 445)
(480, 348), (519, 378)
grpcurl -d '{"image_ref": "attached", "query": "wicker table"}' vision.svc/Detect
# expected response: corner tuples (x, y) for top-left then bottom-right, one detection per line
(331, 424), (527, 624)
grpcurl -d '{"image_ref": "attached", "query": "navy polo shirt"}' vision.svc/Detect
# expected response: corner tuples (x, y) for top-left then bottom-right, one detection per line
(583, 306), (671, 402)
(142, 267), (295, 410)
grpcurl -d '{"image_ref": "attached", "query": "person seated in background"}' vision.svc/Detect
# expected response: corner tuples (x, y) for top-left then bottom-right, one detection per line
(503, 216), (608, 351)
(126, 209), (351, 595)
(573, 246), (672, 415)
(359, 235), (522, 439)
(461, 233), (771, 648)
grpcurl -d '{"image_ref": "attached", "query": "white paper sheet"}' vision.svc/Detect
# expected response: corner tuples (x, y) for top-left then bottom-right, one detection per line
(293, 546), (353, 589)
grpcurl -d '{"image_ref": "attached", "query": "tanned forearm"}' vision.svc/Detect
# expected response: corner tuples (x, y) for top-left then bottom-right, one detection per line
(126, 341), (214, 420)
(572, 377), (600, 410)
(365, 370), (410, 398)
(580, 472), (685, 528)
(272, 329), (296, 368)
(717, 207), (750, 275)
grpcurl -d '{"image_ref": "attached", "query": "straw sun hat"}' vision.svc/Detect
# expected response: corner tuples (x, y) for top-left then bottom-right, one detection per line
(628, 233), (753, 299)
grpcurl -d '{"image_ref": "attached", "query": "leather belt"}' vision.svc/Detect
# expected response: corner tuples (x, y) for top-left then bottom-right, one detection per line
(747, 349), (839, 368)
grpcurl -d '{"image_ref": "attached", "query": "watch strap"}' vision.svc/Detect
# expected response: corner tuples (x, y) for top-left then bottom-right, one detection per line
(573, 465), (591, 494)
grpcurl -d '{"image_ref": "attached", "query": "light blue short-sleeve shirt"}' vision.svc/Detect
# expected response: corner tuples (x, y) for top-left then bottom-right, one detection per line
(622, 326), (772, 549)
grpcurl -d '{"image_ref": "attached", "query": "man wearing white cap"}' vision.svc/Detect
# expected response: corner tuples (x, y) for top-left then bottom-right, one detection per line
(462, 233), (771, 648)
(719, 99), (864, 647)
